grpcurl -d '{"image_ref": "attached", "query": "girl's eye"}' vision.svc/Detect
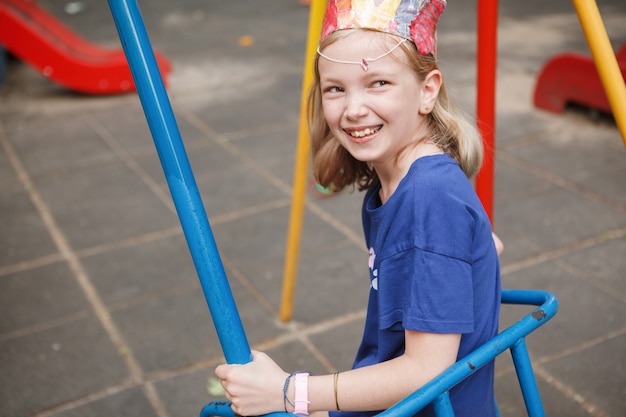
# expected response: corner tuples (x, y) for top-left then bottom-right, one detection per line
(372, 80), (388, 88)
(324, 86), (344, 94)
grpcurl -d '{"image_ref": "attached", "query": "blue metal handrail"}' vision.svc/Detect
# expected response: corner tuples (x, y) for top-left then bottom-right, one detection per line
(199, 289), (558, 417)
(376, 289), (558, 417)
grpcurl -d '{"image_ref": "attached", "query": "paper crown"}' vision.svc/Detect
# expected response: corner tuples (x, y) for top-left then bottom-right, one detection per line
(320, 0), (447, 56)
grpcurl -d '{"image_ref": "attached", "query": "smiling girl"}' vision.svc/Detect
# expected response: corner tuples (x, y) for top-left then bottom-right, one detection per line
(216, 2), (502, 417)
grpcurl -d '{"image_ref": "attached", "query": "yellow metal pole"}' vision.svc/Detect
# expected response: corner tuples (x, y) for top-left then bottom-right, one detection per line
(279, 0), (326, 322)
(571, 0), (626, 145)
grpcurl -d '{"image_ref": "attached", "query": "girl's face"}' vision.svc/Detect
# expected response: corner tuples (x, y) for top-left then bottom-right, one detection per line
(318, 31), (438, 174)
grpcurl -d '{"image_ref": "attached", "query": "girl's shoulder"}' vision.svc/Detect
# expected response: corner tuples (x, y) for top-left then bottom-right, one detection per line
(405, 155), (487, 225)
(407, 154), (471, 197)
(364, 154), (475, 215)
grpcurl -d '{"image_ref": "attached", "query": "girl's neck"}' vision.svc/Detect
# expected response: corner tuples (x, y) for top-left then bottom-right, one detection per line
(377, 142), (443, 204)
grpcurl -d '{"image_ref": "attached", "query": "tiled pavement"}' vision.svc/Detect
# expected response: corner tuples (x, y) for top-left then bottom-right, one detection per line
(0, 1), (624, 416)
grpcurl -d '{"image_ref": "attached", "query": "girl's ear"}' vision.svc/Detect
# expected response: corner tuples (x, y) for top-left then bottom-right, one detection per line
(419, 70), (442, 115)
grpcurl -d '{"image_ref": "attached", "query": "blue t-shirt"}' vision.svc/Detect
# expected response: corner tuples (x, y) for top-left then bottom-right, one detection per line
(331, 154), (501, 417)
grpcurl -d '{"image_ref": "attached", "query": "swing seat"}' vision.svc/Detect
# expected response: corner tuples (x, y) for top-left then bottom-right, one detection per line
(200, 289), (558, 417)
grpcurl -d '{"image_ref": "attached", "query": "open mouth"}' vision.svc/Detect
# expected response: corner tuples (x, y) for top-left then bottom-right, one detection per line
(347, 125), (382, 138)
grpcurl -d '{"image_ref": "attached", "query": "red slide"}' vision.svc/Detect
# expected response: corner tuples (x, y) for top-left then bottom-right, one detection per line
(0, 0), (171, 95)
(533, 43), (626, 115)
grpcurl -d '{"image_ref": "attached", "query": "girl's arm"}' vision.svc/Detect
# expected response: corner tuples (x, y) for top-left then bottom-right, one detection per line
(215, 330), (461, 416)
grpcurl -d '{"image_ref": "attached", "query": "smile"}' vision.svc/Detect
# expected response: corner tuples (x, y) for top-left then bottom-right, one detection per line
(347, 126), (381, 138)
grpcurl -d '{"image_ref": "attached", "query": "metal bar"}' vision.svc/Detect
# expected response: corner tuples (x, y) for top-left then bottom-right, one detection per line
(571, 0), (626, 144)
(475, 0), (499, 223)
(199, 403), (294, 417)
(279, 0), (327, 323)
(433, 392), (454, 417)
(511, 339), (546, 417)
(106, 0), (251, 365)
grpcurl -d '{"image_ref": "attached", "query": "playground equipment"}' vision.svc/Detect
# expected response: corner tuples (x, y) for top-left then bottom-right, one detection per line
(534, 44), (626, 116)
(533, 0), (626, 145)
(107, 1), (558, 416)
(474, 0), (498, 225)
(279, 0), (327, 324)
(0, 0), (171, 94)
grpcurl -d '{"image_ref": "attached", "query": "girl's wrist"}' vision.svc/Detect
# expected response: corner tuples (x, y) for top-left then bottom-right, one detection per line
(283, 371), (311, 414)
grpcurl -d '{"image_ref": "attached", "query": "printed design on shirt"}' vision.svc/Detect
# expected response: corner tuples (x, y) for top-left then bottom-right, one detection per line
(368, 247), (378, 290)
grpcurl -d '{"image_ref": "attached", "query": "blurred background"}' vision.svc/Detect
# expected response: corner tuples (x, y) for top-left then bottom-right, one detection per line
(0, 1), (624, 416)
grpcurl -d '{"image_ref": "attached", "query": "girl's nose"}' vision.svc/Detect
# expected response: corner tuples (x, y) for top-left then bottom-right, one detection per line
(344, 92), (368, 120)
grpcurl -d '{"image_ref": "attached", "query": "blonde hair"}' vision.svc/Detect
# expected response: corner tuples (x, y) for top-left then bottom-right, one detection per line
(309, 30), (484, 192)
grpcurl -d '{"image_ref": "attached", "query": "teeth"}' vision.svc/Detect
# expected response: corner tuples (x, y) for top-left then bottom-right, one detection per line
(349, 127), (380, 138)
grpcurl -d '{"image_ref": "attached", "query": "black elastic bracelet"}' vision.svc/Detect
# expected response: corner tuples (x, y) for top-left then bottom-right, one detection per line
(283, 372), (296, 412)
(283, 371), (312, 412)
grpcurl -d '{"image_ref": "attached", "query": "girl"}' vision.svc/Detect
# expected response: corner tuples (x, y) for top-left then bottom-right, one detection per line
(216, 1), (501, 416)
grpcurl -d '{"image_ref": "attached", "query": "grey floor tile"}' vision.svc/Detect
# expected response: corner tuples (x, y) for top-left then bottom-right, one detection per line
(561, 236), (626, 295)
(501, 261), (626, 357)
(308, 319), (367, 373)
(0, 262), (90, 334)
(81, 233), (197, 307)
(229, 124), (299, 188)
(156, 368), (220, 417)
(7, 115), (118, 178)
(0, 145), (17, 183)
(291, 242), (369, 324)
(0, 184), (58, 267)
(495, 369), (589, 417)
(262, 339), (333, 376)
(508, 123), (625, 185)
(542, 333), (626, 417)
(111, 289), (223, 374)
(53, 386), (159, 417)
(0, 317), (129, 417)
(496, 186), (625, 252)
(35, 161), (179, 250)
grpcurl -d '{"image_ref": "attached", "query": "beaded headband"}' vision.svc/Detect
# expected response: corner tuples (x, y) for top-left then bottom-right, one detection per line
(317, 38), (408, 71)
(320, 0), (447, 59)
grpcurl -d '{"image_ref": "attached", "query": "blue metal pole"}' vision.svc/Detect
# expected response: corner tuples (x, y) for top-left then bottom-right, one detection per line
(510, 339), (546, 417)
(432, 392), (454, 417)
(106, 0), (251, 366)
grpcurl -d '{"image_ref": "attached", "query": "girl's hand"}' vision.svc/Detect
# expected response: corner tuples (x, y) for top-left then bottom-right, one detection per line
(215, 350), (289, 416)
(492, 232), (504, 255)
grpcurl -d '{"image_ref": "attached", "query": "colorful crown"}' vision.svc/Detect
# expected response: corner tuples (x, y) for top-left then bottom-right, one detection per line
(320, 0), (447, 56)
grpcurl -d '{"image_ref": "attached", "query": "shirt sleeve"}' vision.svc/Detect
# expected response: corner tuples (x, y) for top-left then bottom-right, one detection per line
(377, 247), (475, 334)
